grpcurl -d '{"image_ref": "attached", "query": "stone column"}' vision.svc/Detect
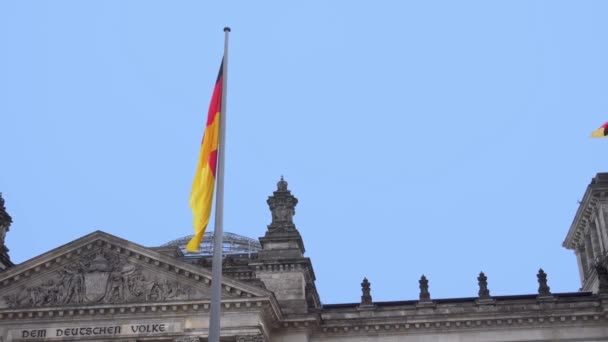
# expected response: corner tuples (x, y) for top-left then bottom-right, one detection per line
(585, 232), (596, 266)
(598, 205), (608, 252)
(589, 223), (603, 258)
(580, 244), (592, 274)
(575, 249), (586, 283)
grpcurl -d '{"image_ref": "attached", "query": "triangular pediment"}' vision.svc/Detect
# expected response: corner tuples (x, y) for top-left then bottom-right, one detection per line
(0, 231), (271, 310)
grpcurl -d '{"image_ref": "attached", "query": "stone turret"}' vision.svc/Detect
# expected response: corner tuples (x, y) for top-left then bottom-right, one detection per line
(258, 176), (305, 259)
(563, 173), (608, 293)
(0, 193), (14, 270)
(254, 177), (320, 315)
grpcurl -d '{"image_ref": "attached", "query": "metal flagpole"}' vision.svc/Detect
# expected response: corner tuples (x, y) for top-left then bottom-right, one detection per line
(208, 26), (230, 342)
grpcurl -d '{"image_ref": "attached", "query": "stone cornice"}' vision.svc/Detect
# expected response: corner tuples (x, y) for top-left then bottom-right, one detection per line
(251, 257), (317, 283)
(316, 313), (606, 336)
(0, 297), (278, 322)
(274, 315), (320, 332)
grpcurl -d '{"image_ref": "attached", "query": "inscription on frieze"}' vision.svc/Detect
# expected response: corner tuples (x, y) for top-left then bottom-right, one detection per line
(10, 322), (183, 340)
(2, 248), (197, 308)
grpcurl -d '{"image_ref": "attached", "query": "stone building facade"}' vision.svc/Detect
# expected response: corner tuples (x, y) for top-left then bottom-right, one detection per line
(0, 175), (607, 341)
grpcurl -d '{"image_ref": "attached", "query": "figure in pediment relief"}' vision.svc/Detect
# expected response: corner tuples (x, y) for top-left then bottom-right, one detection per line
(60, 262), (85, 304)
(128, 273), (159, 301)
(4, 286), (26, 308)
(35, 280), (60, 306)
(116, 263), (139, 301)
(103, 270), (127, 302)
(27, 286), (42, 306)
(161, 279), (190, 300)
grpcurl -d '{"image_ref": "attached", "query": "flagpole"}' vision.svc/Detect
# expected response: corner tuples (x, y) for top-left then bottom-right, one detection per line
(208, 26), (230, 342)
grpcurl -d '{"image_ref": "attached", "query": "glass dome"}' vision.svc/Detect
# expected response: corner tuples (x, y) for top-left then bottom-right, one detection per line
(161, 231), (262, 256)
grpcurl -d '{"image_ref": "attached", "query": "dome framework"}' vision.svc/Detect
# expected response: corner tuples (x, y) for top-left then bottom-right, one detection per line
(162, 231), (262, 256)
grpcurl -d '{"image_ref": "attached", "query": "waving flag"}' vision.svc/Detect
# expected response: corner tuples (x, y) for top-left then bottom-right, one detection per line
(186, 62), (223, 252)
(592, 121), (608, 138)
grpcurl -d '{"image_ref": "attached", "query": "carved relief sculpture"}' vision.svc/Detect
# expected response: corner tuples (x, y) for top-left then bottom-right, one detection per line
(2, 248), (194, 308)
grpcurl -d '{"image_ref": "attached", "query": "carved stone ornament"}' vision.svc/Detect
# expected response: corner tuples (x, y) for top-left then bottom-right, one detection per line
(174, 337), (201, 342)
(477, 272), (490, 299)
(0, 192), (12, 246)
(267, 176), (298, 232)
(360, 277), (372, 306)
(419, 275), (431, 302)
(236, 335), (265, 342)
(537, 268), (552, 297)
(2, 248), (197, 309)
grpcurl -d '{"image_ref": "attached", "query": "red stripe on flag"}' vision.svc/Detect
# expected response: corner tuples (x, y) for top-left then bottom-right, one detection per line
(208, 149), (218, 177)
(206, 77), (223, 127)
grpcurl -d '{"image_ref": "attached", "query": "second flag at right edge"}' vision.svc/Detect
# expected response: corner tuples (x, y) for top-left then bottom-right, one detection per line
(592, 121), (608, 138)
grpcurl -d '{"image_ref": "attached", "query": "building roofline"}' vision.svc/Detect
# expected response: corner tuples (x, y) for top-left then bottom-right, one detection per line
(321, 291), (594, 309)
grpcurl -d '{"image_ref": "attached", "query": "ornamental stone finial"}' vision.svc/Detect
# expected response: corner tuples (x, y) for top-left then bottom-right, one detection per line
(360, 277), (372, 306)
(0, 192), (12, 246)
(267, 176), (298, 232)
(537, 268), (552, 297)
(419, 275), (431, 302)
(477, 272), (491, 299)
(277, 175), (287, 191)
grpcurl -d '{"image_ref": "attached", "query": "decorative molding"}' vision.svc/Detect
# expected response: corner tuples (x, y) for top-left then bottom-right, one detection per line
(317, 313), (606, 336)
(254, 263), (304, 272)
(174, 337), (201, 342)
(236, 334), (265, 342)
(0, 298), (273, 321)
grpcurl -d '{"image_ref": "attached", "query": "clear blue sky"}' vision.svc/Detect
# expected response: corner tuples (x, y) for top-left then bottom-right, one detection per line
(1, 1), (608, 304)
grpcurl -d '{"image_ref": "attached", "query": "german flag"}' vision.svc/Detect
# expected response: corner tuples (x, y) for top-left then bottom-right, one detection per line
(592, 121), (608, 138)
(186, 61), (223, 252)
